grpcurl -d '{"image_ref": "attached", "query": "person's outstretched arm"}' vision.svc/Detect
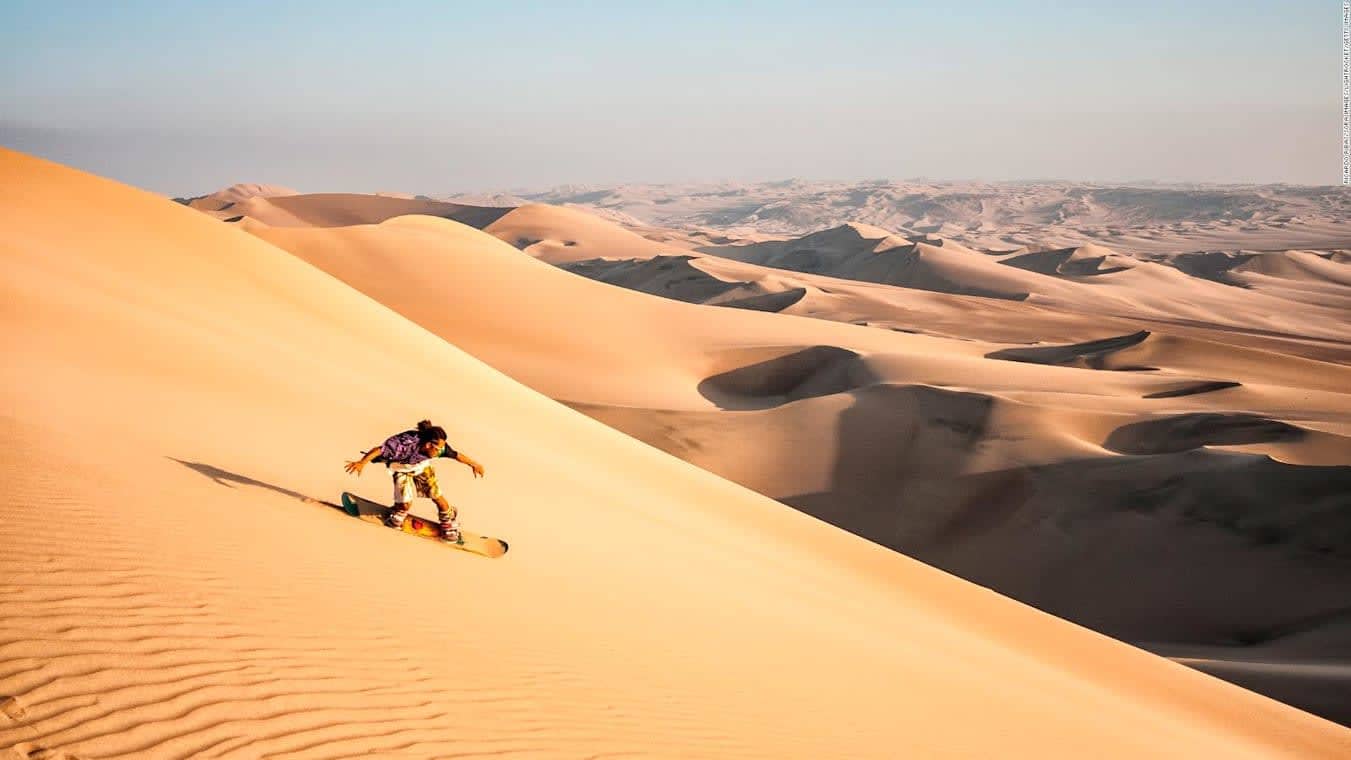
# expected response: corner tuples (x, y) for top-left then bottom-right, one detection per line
(453, 451), (485, 478)
(345, 445), (383, 475)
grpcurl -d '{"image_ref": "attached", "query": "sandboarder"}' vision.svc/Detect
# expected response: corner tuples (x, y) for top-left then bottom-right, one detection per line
(344, 420), (484, 543)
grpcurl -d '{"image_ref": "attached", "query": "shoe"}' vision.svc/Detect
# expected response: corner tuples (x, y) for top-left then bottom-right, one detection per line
(441, 518), (462, 544)
(384, 507), (409, 529)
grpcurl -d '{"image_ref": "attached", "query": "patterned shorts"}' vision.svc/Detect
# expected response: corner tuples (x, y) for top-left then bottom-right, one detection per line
(392, 466), (440, 505)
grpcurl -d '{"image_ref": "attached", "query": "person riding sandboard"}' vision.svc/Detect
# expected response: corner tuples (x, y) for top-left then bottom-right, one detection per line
(344, 419), (484, 544)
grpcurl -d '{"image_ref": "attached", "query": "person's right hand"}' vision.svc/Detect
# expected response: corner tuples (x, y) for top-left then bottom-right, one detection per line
(344, 460), (365, 476)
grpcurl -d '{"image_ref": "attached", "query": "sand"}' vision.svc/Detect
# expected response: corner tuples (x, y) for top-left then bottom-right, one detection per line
(509, 179), (1351, 253)
(214, 184), (1351, 730)
(4, 150), (1349, 758)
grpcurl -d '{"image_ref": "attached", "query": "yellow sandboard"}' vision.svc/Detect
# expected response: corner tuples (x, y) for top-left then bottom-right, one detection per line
(341, 492), (508, 558)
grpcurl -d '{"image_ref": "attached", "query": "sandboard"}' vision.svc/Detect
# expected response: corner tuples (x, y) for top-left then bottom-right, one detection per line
(341, 492), (508, 558)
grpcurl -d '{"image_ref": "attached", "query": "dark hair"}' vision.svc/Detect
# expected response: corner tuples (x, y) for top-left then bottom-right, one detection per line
(416, 419), (447, 444)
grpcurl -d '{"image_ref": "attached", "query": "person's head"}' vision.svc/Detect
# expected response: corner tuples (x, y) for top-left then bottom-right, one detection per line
(416, 419), (447, 456)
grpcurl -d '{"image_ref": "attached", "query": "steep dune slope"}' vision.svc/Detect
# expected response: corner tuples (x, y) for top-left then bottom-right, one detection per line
(12, 154), (1348, 756)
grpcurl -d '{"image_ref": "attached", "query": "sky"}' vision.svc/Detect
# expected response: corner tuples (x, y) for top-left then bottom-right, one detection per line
(0, 1), (1341, 194)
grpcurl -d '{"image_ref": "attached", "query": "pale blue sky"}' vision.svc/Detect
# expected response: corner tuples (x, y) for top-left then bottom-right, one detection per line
(0, 1), (1340, 193)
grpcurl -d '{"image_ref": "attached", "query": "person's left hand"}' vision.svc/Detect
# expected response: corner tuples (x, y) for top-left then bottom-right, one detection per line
(469, 461), (485, 478)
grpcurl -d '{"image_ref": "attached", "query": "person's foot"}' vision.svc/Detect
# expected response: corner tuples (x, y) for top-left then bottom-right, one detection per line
(384, 507), (409, 529)
(441, 517), (462, 544)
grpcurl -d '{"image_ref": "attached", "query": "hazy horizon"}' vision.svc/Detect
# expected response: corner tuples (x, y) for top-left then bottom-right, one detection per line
(2, 1), (1340, 194)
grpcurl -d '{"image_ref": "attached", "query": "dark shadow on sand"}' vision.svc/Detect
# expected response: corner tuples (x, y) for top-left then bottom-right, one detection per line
(169, 457), (342, 510)
(985, 329), (1152, 368)
(696, 345), (872, 410)
(779, 396), (1351, 724)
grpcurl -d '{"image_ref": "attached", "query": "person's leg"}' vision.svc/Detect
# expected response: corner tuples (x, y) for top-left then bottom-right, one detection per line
(386, 472), (414, 528)
(433, 495), (460, 538)
(416, 468), (460, 542)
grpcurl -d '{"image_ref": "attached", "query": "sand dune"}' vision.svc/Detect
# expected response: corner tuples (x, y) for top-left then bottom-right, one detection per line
(575, 392), (1351, 677)
(240, 214), (989, 409)
(8, 151), (1347, 757)
(1173, 250), (1351, 284)
(699, 227), (1050, 301)
(191, 188), (682, 265)
(1000, 243), (1140, 277)
(565, 250), (1164, 345)
(25, 147), (1351, 756)
(203, 188), (1351, 357)
(218, 186), (1351, 730)
(554, 228), (1349, 363)
(516, 179), (1351, 254)
(176, 183), (298, 213)
(480, 203), (678, 264)
(693, 226), (1351, 344)
(982, 329), (1351, 395)
(562, 255), (815, 312)
(196, 191), (514, 230)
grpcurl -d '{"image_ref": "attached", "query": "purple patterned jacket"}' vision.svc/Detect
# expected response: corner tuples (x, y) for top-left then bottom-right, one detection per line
(374, 431), (459, 466)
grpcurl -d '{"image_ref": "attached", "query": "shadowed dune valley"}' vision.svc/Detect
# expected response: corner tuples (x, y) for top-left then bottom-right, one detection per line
(3, 6), (1350, 754)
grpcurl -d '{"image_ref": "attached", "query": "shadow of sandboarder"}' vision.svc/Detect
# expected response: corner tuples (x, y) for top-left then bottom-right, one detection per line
(169, 457), (343, 510)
